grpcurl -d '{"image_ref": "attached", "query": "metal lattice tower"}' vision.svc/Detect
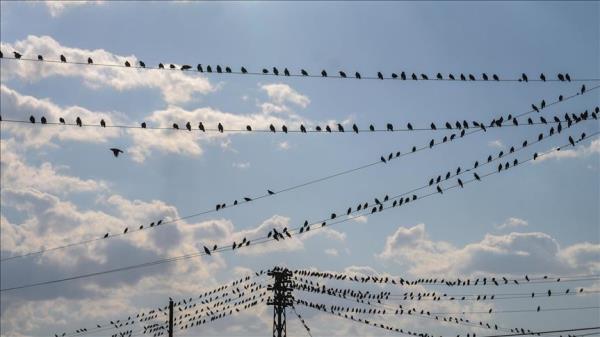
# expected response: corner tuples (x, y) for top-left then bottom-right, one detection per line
(267, 267), (294, 337)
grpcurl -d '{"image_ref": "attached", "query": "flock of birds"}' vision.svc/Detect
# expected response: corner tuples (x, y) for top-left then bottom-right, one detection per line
(1, 50), (587, 83)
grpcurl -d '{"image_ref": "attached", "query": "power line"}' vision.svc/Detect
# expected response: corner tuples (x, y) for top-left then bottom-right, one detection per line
(2, 54), (598, 83)
(2, 91), (596, 263)
(481, 327), (600, 337)
(2, 132), (598, 292)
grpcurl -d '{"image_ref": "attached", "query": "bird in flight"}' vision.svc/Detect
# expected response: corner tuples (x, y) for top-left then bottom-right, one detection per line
(110, 148), (124, 157)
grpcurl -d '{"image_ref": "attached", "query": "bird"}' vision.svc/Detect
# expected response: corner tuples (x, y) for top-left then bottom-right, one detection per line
(352, 124), (359, 133)
(262, 68), (268, 74)
(110, 148), (124, 157)
(321, 70), (327, 77)
(521, 73), (528, 82)
(13, 51), (22, 59)
(540, 73), (546, 81)
(391, 72), (398, 79)
(325, 125), (332, 132)
(246, 125), (252, 131)
(369, 125), (375, 131)
(268, 190), (275, 195)
(124, 228), (128, 234)
(474, 173), (481, 181)
(197, 64), (203, 72)
(377, 72), (384, 80)
(59, 117), (66, 124)
(460, 73), (466, 81)
(218, 123), (224, 133)
(445, 122), (452, 129)
(76, 117), (82, 127)
(457, 179), (464, 188)
(493, 74), (499, 81)
(41, 116), (47, 124)
(436, 73), (443, 80)
(273, 67), (279, 75)
(411, 73), (418, 80)
(60, 54), (67, 62)
(569, 136), (575, 146)
(139, 61), (145, 68)
(430, 123), (437, 130)
(173, 123), (179, 129)
(436, 185), (443, 194)
(104, 233), (109, 238)
(380, 156), (387, 163)
(282, 125), (288, 133)
(355, 72), (361, 79)
(557, 73), (565, 81)
(482, 73), (488, 81)
(468, 74), (475, 81)
(429, 139), (434, 148)
(206, 65), (212, 72)
(301, 69), (308, 76)
(387, 123), (393, 131)
(37, 54), (43, 61)
(269, 124), (276, 133)
(581, 84), (586, 94)
(407, 123), (413, 130)
(284, 68), (290, 76)
(181, 65), (192, 71)
(199, 122), (205, 132)
(337, 124), (344, 132)
(169, 64), (176, 69)
(300, 125), (307, 133)
(100, 119), (106, 127)
(240, 66), (247, 74)
(400, 72), (406, 80)
(124, 60), (131, 67)
(339, 71), (347, 78)
(448, 73), (455, 80)
(204, 246), (211, 255)
(565, 73), (571, 81)
(186, 122), (192, 131)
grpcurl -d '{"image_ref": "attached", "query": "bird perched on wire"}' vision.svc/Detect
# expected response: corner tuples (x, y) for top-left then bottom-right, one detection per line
(110, 148), (124, 157)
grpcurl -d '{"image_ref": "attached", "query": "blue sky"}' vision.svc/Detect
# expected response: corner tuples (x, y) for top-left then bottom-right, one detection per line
(1, 2), (599, 336)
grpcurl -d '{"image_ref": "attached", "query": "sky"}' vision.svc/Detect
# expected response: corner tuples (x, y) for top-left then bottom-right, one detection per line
(0, 1), (599, 337)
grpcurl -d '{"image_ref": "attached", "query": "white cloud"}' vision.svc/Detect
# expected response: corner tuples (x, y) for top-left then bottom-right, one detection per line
(488, 140), (503, 148)
(535, 139), (600, 162)
(260, 83), (310, 108)
(495, 217), (528, 230)
(378, 223), (600, 277)
(232, 162), (250, 169)
(1, 35), (215, 104)
(44, 1), (104, 17)
(278, 141), (290, 150)
(1, 85), (121, 147)
(324, 248), (339, 256)
(352, 215), (368, 224)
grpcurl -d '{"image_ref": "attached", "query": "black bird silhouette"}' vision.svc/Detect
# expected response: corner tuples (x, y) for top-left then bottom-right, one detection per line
(173, 123), (179, 129)
(139, 61), (145, 68)
(300, 125), (307, 133)
(100, 119), (106, 127)
(569, 136), (575, 146)
(268, 190), (275, 195)
(321, 70), (327, 77)
(391, 73), (398, 78)
(429, 139), (434, 148)
(125, 61), (131, 67)
(206, 65), (212, 72)
(315, 126), (322, 131)
(532, 104), (539, 112)
(301, 69), (308, 76)
(448, 73), (455, 80)
(565, 73), (571, 81)
(262, 68), (268, 74)
(325, 125), (332, 132)
(474, 173), (481, 180)
(186, 122), (192, 131)
(204, 246), (211, 255)
(196, 64), (203, 72)
(355, 72), (361, 79)
(411, 73), (418, 80)
(352, 124), (359, 133)
(282, 125), (288, 133)
(337, 124), (344, 132)
(380, 156), (386, 163)
(493, 74), (499, 81)
(436, 185), (443, 194)
(581, 84), (586, 94)
(533, 152), (538, 160)
(401, 72), (406, 80)
(377, 72), (384, 80)
(13, 51), (22, 59)
(339, 71), (347, 78)
(482, 73), (488, 81)
(407, 123), (413, 130)
(216, 65), (222, 73)
(60, 54), (67, 62)
(273, 67), (279, 75)
(445, 122), (452, 129)
(557, 73), (564, 81)
(181, 65), (192, 71)
(169, 64), (176, 69)
(41, 116), (47, 124)
(460, 73), (466, 81)
(284, 68), (290, 76)
(430, 123), (436, 130)
(59, 117), (66, 124)
(540, 73), (546, 81)
(387, 123), (393, 131)
(240, 66), (247, 74)
(198, 122), (205, 132)
(541, 100), (546, 109)
(458, 178), (464, 188)
(29, 116), (35, 123)
(159, 63), (165, 69)
(104, 233), (109, 238)
(76, 117), (82, 127)
(521, 73), (528, 82)
(269, 124), (276, 133)
(246, 125), (252, 131)
(124, 228), (128, 234)
(37, 55), (43, 61)
(218, 123), (223, 133)
(540, 116), (547, 124)
(436, 73), (443, 80)
(244, 197), (252, 201)
(369, 125), (375, 131)
(468, 74), (475, 81)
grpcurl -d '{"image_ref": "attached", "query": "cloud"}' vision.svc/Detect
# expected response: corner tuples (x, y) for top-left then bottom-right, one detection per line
(352, 215), (368, 224)
(535, 139), (600, 162)
(232, 162), (250, 169)
(1, 35), (215, 104)
(378, 223), (600, 277)
(488, 140), (503, 148)
(324, 248), (339, 256)
(1, 85), (122, 147)
(495, 217), (528, 230)
(1, 139), (107, 195)
(44, 1), (104, 17)
(278, 141), (290, 150)
(260, 83), (310, 108)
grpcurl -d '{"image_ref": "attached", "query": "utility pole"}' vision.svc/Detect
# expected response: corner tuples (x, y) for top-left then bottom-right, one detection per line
(267, 267), (294, 337)
(168, 298), (174, 337)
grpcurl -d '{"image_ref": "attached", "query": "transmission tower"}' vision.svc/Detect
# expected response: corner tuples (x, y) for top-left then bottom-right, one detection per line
(267, 267), (294, 337)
